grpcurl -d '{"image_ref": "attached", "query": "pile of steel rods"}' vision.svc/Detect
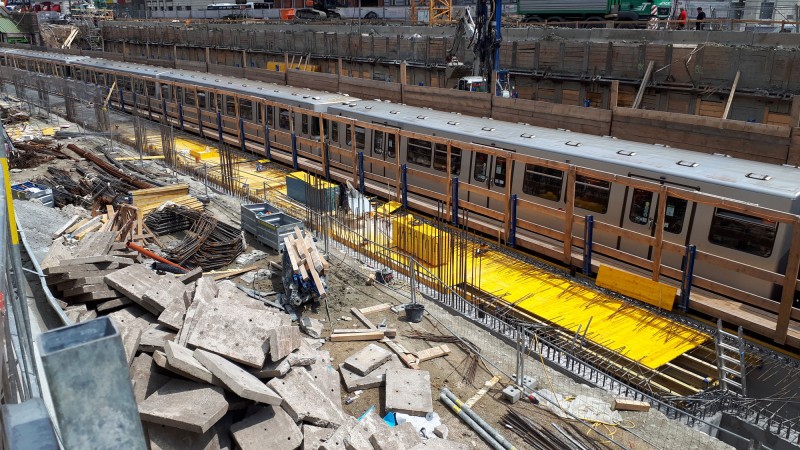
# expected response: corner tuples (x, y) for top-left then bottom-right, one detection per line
(405, 330), (483, 383)
(500, 409), (604, 450)
(145, 205), (244, 270)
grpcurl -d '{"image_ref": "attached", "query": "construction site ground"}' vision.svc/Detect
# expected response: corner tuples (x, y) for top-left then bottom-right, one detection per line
(4, 97), (733, 449)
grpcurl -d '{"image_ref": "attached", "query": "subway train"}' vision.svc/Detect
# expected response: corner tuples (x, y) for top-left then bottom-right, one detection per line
(1, 48), (798, 336)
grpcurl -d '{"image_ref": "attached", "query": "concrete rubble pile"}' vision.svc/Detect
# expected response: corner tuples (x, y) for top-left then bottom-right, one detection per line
(41, 224), (463, 449)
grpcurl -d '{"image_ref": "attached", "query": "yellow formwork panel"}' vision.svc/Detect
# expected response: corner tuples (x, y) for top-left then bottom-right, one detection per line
(596, 265), (678, 310)
(392, 214), (451, 266)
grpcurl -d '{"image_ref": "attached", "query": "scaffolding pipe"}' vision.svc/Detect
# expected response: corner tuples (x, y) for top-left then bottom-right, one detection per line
(442, 387), (517, 450)
(439, 391), (506, 450)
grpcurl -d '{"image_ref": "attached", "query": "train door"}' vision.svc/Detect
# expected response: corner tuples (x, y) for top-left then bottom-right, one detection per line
(466, 150), (491, 207)
(620, 188), (693, 269)
(371, 127), (397, 180)
(487, 154), (510, 213)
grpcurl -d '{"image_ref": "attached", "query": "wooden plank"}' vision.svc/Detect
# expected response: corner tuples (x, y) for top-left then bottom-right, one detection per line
(464, 375), (501, 408)
(53, 215), (80, 238)
(329, 331), (385, 342)
(350, 307), (376, 329)
(332, 328), (397, 338)
(562, 166), (576, 264)
(66, 217), (90, 235)
(632, 61), (654, 110)
(414, 344), (450, 363)
(208, 266), (258, 281)
(721, 70), (741, 120)
(612, 399), (651, 412)
(359, 303), (393, 314)
(381, 337), (419, 369)
(283, 236), (300, 273)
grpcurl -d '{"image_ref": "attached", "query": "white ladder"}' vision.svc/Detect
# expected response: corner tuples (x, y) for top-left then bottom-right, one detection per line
(714, 319), (747, 396)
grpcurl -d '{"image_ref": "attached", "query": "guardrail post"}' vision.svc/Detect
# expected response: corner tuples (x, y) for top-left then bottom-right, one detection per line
(264, 123), (271, 160)
(39, 317), (146, 449)
(291, 133), (298, 169)
(238, 117), (245, 152)
(118, 85), (125, 113)
(401, 164), (408, 209)
(583, 215), (594, 275)
(509, 194), (517, 248)
(357, 151), (364, 194)
(216, 112), (223, 146)
(680, 244), (696, 312)
(451, 177), (459, 226)
(177, 102), (184, 131)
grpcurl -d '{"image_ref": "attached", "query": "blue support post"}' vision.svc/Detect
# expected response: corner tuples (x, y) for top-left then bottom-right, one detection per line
(264, 124), (271, 160)
(357, 151), (365, 194)
(198, 109), (204, 136)
(118, 85), (125, 113)
(401, 164), (408, 209)
(680, 244), (697, 312)
(324, 142), (331, 181)
(177, 102), (184, 131)
(451, 177), (459, 226)
(161, 98), (167, 124)
(509, 194), (518, 248)
(291, 133), (298, 169)
(239, 118), (245, 152)
(583, 215), (594, 275)
(216, 112), (223, 145)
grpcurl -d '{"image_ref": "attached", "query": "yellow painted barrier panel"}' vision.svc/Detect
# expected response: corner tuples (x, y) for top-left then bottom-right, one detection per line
(596, 265), (677, 311)
(392, 214), (451, 266)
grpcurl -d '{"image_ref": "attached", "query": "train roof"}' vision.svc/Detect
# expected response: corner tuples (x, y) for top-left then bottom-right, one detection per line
(0, 48), (88, 64)
(74, 58), (356, 110)
(330, 100), (800, 200)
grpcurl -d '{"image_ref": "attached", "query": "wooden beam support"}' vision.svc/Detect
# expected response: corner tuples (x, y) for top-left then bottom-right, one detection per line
(632, 61), (655, 110)
(775, 223), (800, 344)
(651, 186), (668, 282)
(721, 70), (741, 120)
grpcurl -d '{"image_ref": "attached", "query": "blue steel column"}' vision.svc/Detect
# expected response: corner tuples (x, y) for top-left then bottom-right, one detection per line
(264, 124), (271, 159)
(161, 98), (167, 124)
(451, 177), (459, 226)
(680, 244), (697, 312)
(198, 107), (204, 136)
(324, 142), (331, 181)
(583, 215), (594, 275)
(509, 194), (517, 248)
(118, 85), (125, 113)
(291, 133), (298, 169)
(177, 102), (184, 131)
(401, 164), (408, 209)
(216, 112), (223, 146)
(239, 118), (246, 152)
(357, 152), (365, 194)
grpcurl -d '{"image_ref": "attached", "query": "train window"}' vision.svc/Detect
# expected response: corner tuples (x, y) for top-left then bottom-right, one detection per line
(312, 118), (321, 138)
(522, 164), (563, 202)
(266, 106), (274, 126)
(708, 209), (776, 258)
(433, 144), (447, 172)
(355, 127), (365, 150)
(122, 77), (132, 92)
(134, 80), (145, 95)
(185, 90), (196, 107)
(146, 81), (156, 97)
(215, 94), (223, 113)
(197, 92), (207, 109)
(278, 109), (290, 130)
(225, 96), (236, 116)
(664, 197), (688, 234)
(160, 84), (171, 101)
(302, 114), (309, 134)
(574, 175), (611, 214)
(239, 99), (253, 121)
(346, 125), (352, 145)
(330, 121), (338, 142)
(629, 189), (653, 225)
(255, 104), (263, 124)
(387, 134), (396, 158)
(176, 87), (184, 104)
(407, 138), (432, 168)
(374, 131), (384, 155)
(494, 157), (507, 187)
(451, 147), (462, 175)
(473, 153), (488, 182)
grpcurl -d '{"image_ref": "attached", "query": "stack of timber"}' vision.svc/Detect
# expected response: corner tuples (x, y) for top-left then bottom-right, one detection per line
(131, 184), (203, 216)
(282, 227), (328, 300)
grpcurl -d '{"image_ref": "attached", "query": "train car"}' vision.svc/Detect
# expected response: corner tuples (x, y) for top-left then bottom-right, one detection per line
(327, 100), (800, 301)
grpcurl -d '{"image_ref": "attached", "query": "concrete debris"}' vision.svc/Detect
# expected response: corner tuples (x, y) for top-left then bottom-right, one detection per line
(267, 366), (345, 428)
(300, 316), (324, 339)
(230, 405), (302, 450)
(139, 325), (176, 353)
(235, 250), (269, 266)
(270, 325), (303, 361)
(238, 268), (271, 284)
(303, 424), (335, 450)
(385, 368), (434, 415)
(129, 353), (171, 405)
(343, 343), (392, 377)
(369, 422), (423, 450)
(163, 341), (218, 385)
(433, 424), (448, 439)
(409, 438), (470, 450)
(138, 379), (229, 433)
(146, 423), (221, 450)
(395, 412), (441, 440)
(193, 349), (282, 405)
(339, 354), (403, 392)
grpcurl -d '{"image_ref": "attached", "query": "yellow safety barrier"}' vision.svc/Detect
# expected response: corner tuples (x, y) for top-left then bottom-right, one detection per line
(1, 158), (19, 245)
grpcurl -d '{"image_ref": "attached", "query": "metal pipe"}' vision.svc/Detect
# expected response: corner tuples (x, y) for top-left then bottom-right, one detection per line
(439, 391), (506, 450)
(125, 241), (188, 272)
(442, 387), (517, 450)
(65, 144), (153, 189)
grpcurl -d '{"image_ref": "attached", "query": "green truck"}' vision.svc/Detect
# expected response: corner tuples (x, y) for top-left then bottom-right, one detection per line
(516, 0), (673, 23)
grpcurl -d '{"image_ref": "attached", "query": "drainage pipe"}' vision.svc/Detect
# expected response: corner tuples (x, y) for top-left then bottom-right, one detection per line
(442, 387), (517, 450)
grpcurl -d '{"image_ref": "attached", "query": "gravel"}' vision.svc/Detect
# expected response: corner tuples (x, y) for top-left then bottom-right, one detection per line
(13, 199), (88, 263)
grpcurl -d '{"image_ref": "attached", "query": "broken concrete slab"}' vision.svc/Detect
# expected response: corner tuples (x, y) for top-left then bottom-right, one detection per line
(409, 438), (469, 450)
(105, 264), (163, 314)
(138, 379), (229, 433)
(320, 416), (371, 450)
(385, 369), (433, 415)
(249, 357), (291, 379)
(286, 339), (317, 367)
(130, 353), (171, 405)
(158, 296), (188, 331)
(230, 405), (302, 450)
(269, 325), (302, 361)
(339, 355), (403, 392)
(146, 423), (221, 450)
(194, 277), (218, 303)
(164, 341), (215, 382)
(187, 302), (287, 368)
(344, 343), (392, 376)
(300, 317), (324, 339)
(143, 278), (188, 314)
(369, 422), (423, 450)
(194, 349), (282, 405)
(303, 425), (335, 450)
(121, 326), (143, 365)
(303, 351), (341, 410)
(139, 325), (177, 353)
(267, 367), (345, 428)
(96, 297), (133, 313)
